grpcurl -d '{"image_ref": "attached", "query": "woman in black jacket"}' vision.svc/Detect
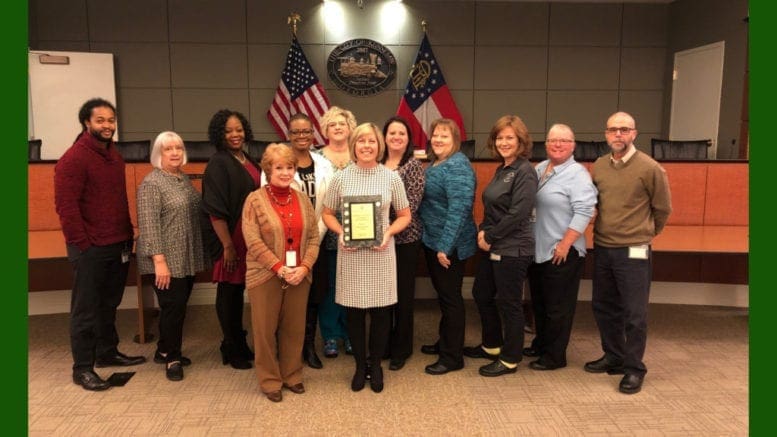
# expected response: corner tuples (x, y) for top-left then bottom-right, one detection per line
(201, 109), (261, 370)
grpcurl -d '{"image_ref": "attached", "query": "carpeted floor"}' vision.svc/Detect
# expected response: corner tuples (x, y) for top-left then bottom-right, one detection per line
(28, 299), (748, 435)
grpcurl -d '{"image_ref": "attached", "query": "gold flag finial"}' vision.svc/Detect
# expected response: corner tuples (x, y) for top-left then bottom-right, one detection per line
(288, 13), (301, 36)
(421, 19), (428, 33)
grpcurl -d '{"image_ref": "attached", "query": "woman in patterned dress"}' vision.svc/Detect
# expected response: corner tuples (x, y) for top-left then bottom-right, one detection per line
(137, 131), (208, 381)
(321, 122), (411, 393)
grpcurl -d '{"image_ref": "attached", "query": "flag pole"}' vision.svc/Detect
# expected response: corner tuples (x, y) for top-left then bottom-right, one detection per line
(288, 13), (301, 36)
(421, 19), (428, 34)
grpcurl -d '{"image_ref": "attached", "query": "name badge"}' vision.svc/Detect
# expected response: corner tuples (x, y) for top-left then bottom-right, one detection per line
(489, 253), (501, 261)
(628, 245), (649, 260)
(121, 249), (130, 264)
(285, 250), (298, 267)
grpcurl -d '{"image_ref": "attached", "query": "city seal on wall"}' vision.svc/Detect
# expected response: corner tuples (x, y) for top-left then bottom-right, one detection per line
(327, 38), (396, 97)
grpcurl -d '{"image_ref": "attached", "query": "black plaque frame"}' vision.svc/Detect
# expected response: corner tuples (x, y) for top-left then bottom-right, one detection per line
(342, 195), (382, 248)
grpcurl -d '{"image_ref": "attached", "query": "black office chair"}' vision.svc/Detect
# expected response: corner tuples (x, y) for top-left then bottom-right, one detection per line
(573, 140), (609, 161)
(460, 139), (476, 159)
(651, 138), (711, 160)
(29, 139), (42, 162)
(531, 141), (547, 160)
(247, 140), (273, 162)
(425, 139), (476, 160)
(184, 140), (217, 162)
(114, 140), (151, 163)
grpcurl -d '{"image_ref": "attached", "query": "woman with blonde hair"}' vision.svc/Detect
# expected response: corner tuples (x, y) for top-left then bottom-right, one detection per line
(322, 122), (410, 393)
(315, 106), (358, 358)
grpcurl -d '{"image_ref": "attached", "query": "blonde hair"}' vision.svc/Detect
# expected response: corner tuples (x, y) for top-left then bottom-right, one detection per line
(260, 143), (298, 177)
(348, 123), (385, 163)
(150, 131), (187, 169)
(320, 106), (357, 139)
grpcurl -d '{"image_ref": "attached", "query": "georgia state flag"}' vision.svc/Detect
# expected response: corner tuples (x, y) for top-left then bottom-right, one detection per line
(396, 34), (467, 150)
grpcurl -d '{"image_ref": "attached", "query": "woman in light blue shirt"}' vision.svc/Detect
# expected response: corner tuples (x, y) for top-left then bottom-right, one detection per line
(525, 123), (597, 371)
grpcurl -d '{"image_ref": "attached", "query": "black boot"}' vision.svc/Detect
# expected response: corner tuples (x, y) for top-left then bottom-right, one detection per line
(220, 341), (252, 370)
(351, 365), (367, 392)
(302, 306), (323, 368)
(370, 358), (384, 393)
(303, 343), (323, 369)
(236, 329), (254, 362)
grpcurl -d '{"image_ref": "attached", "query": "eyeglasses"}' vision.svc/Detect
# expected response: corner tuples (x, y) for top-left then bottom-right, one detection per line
(289, 129), (313, 136)
(605, 127), (634, 134)
(546, 139), (574, 145)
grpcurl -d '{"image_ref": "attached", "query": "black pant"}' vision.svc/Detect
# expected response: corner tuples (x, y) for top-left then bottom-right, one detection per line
(154, 276), (194, 362)
(215, 282), (246, 344)
(304, 242), (329, 347)
(68, 242), (129, 371)
(345, 306), (391, 368)
(471, 253), (532, 364)
(388, 240), (421, 361)
(423, 245), (465, 368)
(528, 248), (584, 367)
(592, 245), (652, 377)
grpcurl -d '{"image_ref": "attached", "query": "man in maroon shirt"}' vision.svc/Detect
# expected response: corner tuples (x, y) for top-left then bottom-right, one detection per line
(54, 98), (146, 391)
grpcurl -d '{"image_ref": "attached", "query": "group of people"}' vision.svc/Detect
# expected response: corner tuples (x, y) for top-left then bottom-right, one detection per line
(54, 96), (670, 400)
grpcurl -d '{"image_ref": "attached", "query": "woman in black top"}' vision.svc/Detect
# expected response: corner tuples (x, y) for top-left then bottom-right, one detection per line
(465, 115), (538, 377)
(201, 109), (261, 370)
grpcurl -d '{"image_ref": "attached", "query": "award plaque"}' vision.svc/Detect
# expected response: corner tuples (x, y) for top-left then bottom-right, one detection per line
(342, 195), (382, 248)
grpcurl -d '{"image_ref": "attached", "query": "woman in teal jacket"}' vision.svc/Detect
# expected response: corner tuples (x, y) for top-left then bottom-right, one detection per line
(418, 118), (477, 375)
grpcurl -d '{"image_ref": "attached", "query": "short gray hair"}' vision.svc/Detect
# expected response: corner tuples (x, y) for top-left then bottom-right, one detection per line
(150, 131), (188, 169)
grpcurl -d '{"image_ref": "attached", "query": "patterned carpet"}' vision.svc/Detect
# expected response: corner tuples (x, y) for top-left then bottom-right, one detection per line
(28, 300), (748, 435)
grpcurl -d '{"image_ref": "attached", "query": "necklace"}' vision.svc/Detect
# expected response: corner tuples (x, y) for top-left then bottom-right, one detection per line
(232, 151), (246, 164)
(266, 185), (292, 206)
(267, 186), (295, 247)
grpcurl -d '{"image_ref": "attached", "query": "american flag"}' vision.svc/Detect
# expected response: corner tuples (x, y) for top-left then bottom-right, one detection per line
(396, 34), (466, 150)
(267, 37), (330, 145)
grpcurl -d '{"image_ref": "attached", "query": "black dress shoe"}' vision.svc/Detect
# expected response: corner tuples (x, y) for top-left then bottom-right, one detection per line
(302, 345), (323, 369)
(424, 361), (463, 375)
(583, 355), (624, 374)
(528, 360), (566, 371)
(619, 374), (644, 394)
(522, 347), (541, 357)
(463, 345), (499, 360)
(166, 362), (184, 382)
(388, 358), (406, 371)
(154, 350), (191, 366)
(95, 351), (147, 368)
(73, 370), (111, 391)
(420, 343), (439, 355)
(479, 360), (518, 377)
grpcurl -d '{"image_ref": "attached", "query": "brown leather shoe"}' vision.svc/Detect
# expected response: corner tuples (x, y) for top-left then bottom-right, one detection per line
(265, 390), (283, 402)
(283, 382), (305, 394)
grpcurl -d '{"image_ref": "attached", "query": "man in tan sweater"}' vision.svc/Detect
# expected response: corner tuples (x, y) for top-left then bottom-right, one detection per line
(584, 112), (672, 395)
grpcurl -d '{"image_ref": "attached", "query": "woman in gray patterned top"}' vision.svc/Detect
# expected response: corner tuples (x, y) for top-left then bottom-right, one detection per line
(322, 122), (411, 393)
(137, 131), (208, 381)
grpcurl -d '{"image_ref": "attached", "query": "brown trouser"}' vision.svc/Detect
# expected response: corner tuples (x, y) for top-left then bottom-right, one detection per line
(247, 277), (310, 393)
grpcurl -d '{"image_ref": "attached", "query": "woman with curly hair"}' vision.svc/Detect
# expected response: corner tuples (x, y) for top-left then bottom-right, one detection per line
(201, 109), (261, 370)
